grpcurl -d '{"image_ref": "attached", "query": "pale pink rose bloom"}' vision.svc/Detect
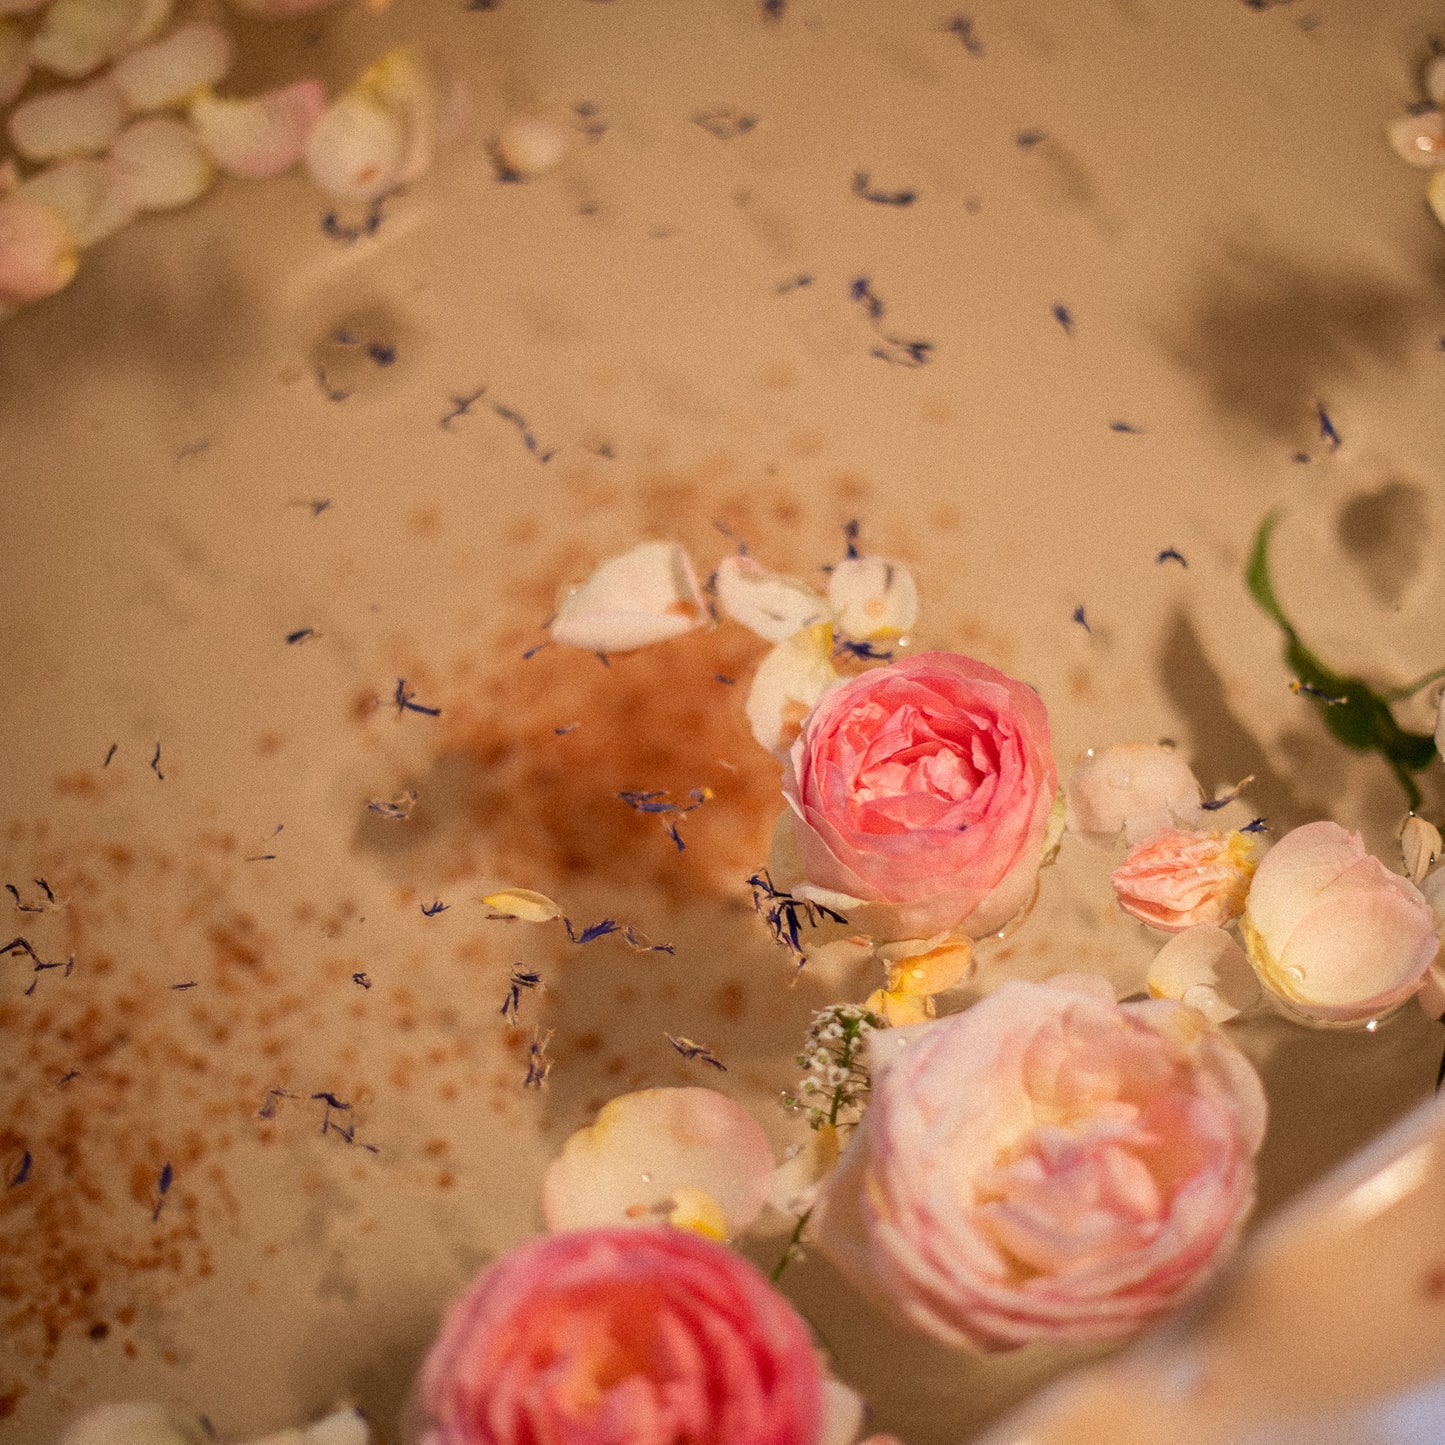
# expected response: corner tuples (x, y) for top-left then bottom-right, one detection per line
(782, 652), (1057, 943)
(811, 978), (1266, 1352)
(1242, 820), (1438, 1025)
(418, 1225), (824, 1445)
(1110, 827), (1258, 933)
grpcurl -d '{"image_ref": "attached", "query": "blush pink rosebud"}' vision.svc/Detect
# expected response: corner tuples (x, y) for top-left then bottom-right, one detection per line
(1241, 820), (1439, 1025)
(1110, 827), (1259, 934)
(811, 977), (1266, 1352)
(418, 1225), (824, 1445)
(781, 651), (1057, 943)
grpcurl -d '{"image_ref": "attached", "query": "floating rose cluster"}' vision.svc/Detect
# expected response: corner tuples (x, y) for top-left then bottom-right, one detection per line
(0, 0), (447, 318)
(61, 520), (1445, 1443)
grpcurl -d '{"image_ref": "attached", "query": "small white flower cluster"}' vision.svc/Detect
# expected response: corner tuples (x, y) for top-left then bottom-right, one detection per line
(784, 1003), (884, 1130)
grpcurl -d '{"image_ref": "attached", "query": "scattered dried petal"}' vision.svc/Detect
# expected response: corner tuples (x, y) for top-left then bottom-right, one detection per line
(1147, 923), (1261, 1024)
(745, 620), (839, 755)
(109, 115), (214, 210)
(111, 21), (232, 111)
(480, 886), (561, 922)
(714, 553), (830, 643)
(542, 1086), (774, 1238)
(190, 79), (325, 179)
(827, 555), (918, 641)
(549, 539), (706, 652)
(0, 190), (77, 302)
(8, 77), (125, 161)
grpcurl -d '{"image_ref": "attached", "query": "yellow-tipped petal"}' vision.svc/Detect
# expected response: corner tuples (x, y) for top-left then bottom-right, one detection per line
(481, 887), (561, 923)
(667, 1185), (728, 1240)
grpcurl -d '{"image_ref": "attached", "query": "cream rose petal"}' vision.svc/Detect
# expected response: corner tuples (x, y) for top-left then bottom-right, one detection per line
(1065, 742), (1205, 844)
(549, 539), (706, 652)
(1400, 814), (1442, 885)
(827, 554), (918, 641)
(1388, 109), (1445, 168)
(745, 620), (839, 754)
(108, 115), (214, 210)
(714, 554), (831, 643)
(111, 22), (233, 112)
(190, 80), (326, 179)
(0, 190), (77, 302)
(29, 0), (143, 78)
(541, 1086), (774, 1239)
(16, 156), (134, 245)
(58, 1402), (201, 1445)
(495, 113), (569, 177)
(9, 77), (126, 161)
(479, 886), (561, 923)
(1147, 924), (1261, 1024)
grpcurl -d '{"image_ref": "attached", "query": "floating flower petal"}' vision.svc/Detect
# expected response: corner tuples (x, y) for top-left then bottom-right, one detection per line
(109, 115), (214, 210)
(827, 555), (918, 641)
(1387, 109), (1445, 169)
(1065, 742), (1205, 845)
(480, 886), (561, 922)
(0, 190), (77, 303)
(746, 620), (839, 754)
(1147, 923), (1261, 1024)
(190, 79), (326, 179)
(111, 22), (233, 112)
(549, 539), (706, 652)
(304, 46), (437, 203)
(715, 553), (831, 643)
(14, 155), (133, 245)
(8, 76), (125, 161)
(1400, 814), (1441, 885)
(542, 1086), (774, 1239)
(1242, 820), (1438, 1025)
(495, 113), (568, 177)
(29, 0), (146, 78)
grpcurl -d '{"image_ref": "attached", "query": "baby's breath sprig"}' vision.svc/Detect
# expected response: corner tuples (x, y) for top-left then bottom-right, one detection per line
(783, 1003), (885, 1131)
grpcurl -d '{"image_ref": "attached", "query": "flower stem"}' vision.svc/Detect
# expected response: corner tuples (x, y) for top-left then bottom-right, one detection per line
(771, 1207), (813, 1283)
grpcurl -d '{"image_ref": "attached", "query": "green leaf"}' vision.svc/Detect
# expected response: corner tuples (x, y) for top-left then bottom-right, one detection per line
(1247, 514), (1438, 810)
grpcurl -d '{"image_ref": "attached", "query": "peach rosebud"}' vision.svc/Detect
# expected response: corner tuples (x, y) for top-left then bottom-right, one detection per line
(1110, 827), (1258, 933)
(418, 1226), (825, 1445)
(811, 976), (1266, 1351)
(781, 651), (1057, 943)
(1242, 820), (1438, 1025)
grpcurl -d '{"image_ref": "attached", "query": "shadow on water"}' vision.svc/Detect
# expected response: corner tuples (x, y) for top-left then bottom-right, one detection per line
(1158, 243), (1422, 442)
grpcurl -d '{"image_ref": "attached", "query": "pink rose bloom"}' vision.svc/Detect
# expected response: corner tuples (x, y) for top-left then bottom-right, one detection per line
(782, 652), (1057, 942)
(1110, 827), (1258, 933)
(1242, 820), (1439, 1025)
(811, 977), (1266, 1352)
(418, 1225), (824, 1445)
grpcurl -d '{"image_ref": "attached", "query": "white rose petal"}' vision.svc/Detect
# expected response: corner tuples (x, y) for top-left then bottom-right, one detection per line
(496, 113), (568, 177)
(1387, 109), (1445, 168)
(817, 1379), (866, 1445)
(111, 22), (232, 112)
(549, 539), (706, 652)
(745, 621), (839, 755)
(827, 555), (918, 641)
(768, 1123), (840, 1216)
(1064, 742), (1205, 845)
(0, 189), (77, 302)
(30, 0), (142, 78)
(58, 1402), (201, 1445)
(714, 553), (831, 643)
(190, 79), (326, 179)
(109, 115), (214, 210)
(304, 47), (437, 203)
(1401, 814), (1442, 886)
(17, 155), (134, 245)
(541, 1087), (775, 1239)
(1147, 924), (1260, 1024)
(479, 886), (561, 923)
(9, 77), (125, 161)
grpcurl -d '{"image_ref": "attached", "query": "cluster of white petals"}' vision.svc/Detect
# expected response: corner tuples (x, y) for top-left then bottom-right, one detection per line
(0, 0), (448, 316)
